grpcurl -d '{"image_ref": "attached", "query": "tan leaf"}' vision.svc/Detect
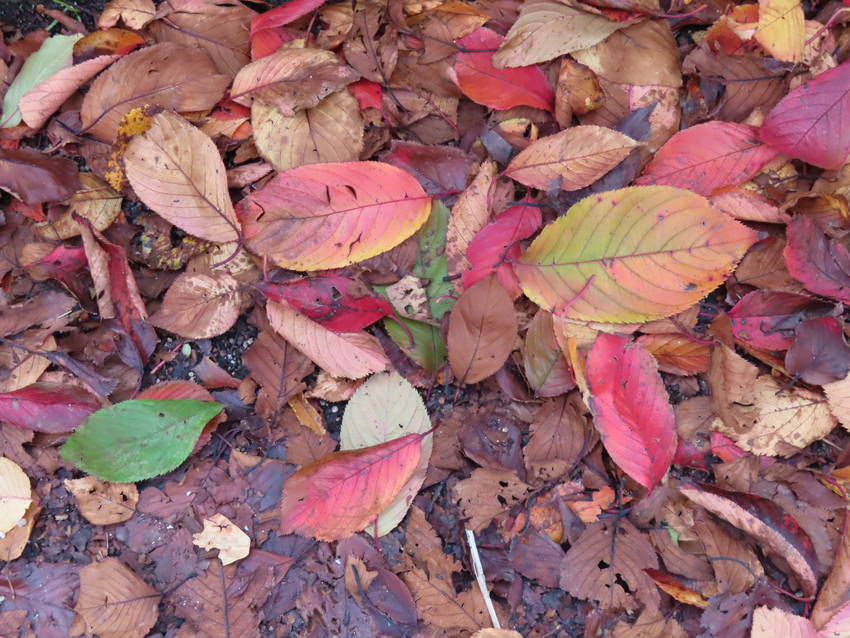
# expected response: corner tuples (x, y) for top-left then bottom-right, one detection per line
(19, 55), (117, 130)
(243, 328), (313, 407)
(404, 505), (462, 580)
(81, 43), (229, 141)
(305, 370), (361, 402)
(0, 457), (31, 534)
(267, 300), (389, 379)
(446, 159), (496, 276)
(636, 333), (711, 376)
(37, 173), (122, 241)
(523, 394), (590, 482)
(192, 513), (251, 566)
(231, 46), (359, 115)
(448, 274), (517, 384)
(288, 394), (326, 435)
(64, 476), (138, 525)
(612, 607), (688, 638)
(504, 125), (638, 191)
(493, 0), (627, 68)
(692, 508), (762, 594)
(74, 558), (160, 638)
(0, 332), (55, 392)
(253, 89), (364, 172)
(560, 519), (660, 611)
(151, 271), (244, 339)
(454, 469), (531, 532)
(124, 111), (241, 243)
(385, 275), (431, 321)
(824, 372), (850, 431)
(345, 555), (378, 603)
(99, 0), (156, 29)
(572, 19), (682, 87)
(0, 493), (40, 562)
(403, 567), (489, 631)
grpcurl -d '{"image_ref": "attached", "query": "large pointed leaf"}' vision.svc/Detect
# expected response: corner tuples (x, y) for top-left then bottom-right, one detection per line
(239, 161), (431, 270)
(636, 122), (778, 196)
(504, 125), (638, 192)
(515, 186), (757, 322)
(454, 28), (553, 112)
(586, 333), (675, 490)
(60, 399), (224, 482)
(759, 61), (850, 169)
(124, 111), (241, 243)
(279, 433), (425, 541)
(0, 383), (102, 433)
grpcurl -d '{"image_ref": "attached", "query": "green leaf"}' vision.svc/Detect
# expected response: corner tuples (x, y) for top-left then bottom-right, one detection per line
(2, 34), (83, 128)
(60, 399), (223, 482)
(413, 200), (455, 319)
(384, 316), (447, 373)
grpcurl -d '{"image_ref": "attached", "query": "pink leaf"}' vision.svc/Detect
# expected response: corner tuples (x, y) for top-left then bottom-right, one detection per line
(0, 383), (102, 433)
(250, 0), (326, 34)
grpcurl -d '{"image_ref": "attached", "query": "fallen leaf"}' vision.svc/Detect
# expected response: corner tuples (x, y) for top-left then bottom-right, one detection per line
(504, 124), (638, 191)
(279, 432), (425, 541)
(785, 317), (850, 385)
(728, 290), (830, 351)
(99, 0), (156, 29)
(785, 215), (850, 304)
(240, 161), (431, 270)
(73, 27), (145, 60)
(124, 111), (241, 243)
(523, 310), (575, 397)
(250, 0), (326, 34)
(454, 28), (554, 112)
(243, 327), (313, 406)
(0, 147), (80, 205)
(636, 333), (711, 376)
(446, 159), (497, 277)
(151, 272), (245, 339)
(193, 513), (251, 565)
(453, 468), (531, 531)
(516, 186), (757, 322)
(63, 476), (137, 525)
(523, 394), (590, 482)
(755, 0), (805, 63)
(0, 383), (102, 433)
(644, 568), (710, 608)
(0, 493), (40, 562)
(0, 458), (31, 535)
(448, 274), (517, 384)
(403, 567), (488, 631)
(586, 333), (676, 490)
(381, 140), (472, 196)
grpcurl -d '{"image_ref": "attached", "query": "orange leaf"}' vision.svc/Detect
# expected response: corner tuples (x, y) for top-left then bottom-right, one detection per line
(279, 433), (425, 541)
(636, 333), (711, 376)
(644, 568), (710, 608)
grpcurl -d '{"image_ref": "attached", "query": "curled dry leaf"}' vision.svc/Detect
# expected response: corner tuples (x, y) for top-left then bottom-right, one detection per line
(267, 300), (388, 380)
(516, 186), (757, 322)
(63, 476), (138, 525)
(680, 483), (819, 597)
(74, 558), (159, 638)
(279, 432), (425, 541)
(448, 274), (517, 384)
(240, 161), (430, 270)
(453, 469), (532, 532)
(192, 513), (251, 565)
(231, 46), (359, 115)
(151, 271), (244, 340)
(99, 0), (156, 30)
(253, 89), (363, 172)
(504, 125), (638, 192)
(586, 333), (676, 490)
(80, 43), (229, 141)
(124, 111), (241, 243)
(0, 148), (80, 206)
(0, 457), (31, 534)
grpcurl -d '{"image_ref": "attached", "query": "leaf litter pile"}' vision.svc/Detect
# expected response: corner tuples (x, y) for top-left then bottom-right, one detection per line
(2, 0), (850, 635)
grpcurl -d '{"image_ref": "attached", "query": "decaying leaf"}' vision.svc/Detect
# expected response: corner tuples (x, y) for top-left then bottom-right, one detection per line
(151, 271), (245, 339)
(192, 513), (251, 565)
(0, 458), (31, 534)
(63, 476), (138, 525)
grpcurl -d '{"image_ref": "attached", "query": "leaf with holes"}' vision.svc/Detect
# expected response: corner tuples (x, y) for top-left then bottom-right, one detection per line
(515, 186), (757, 322)
(586, 333), (676, 490)
(124, 111), (241, 243)
(279, 432), (425, 541)
(239, 161), (430, 271)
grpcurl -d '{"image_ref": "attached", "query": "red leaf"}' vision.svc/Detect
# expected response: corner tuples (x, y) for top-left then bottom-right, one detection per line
(728, 289), (832, 351)
(785, 317), (850, 385)
(250, 26), (302, 60)
(0, 383), (101, 433)
(454, 28), (554, 112)
(279, 433), (425, 541)
(349, 79), (382, 111)
(250, 0), (326, 34)
(636, 122), (778, 196)
(258, 276), (395, 332)
(785, 215), (850, 303)
(759, 61), (850, 169)
(586, 334), (676, 490)
(462, 198), (542, 297)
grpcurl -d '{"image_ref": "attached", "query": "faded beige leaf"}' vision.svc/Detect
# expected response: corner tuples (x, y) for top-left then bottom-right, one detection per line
(81, 43), (229, 141)
(0, 457), (31, 534)
(193, 513), (251, 565)
(63, 476), (138, 525)
(0, 493), (40, 561)
(231, 46), (359, 115)
(505, 125), (638, 191)
(446, 159), (496, 276)
(37, 173), (121, 241)
(0, 332), (55, 392)
(267, 300), (388, 380)
(494, 0), (626, 68)
(151, 271), (244, 339)
(125, 111), (241, 243)
(824, 372), (850, 431)
(454, 469), (531, 532)
(75, 558), (160, 638)
(99, 0), (156, 29)
(253, 89), (363, 172)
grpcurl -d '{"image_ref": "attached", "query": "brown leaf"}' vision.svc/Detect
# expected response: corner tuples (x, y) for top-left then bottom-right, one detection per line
(124, 111), (241, 243)
(243, 327), (313, 408)
(453, 468), (531, 532)
(99, 0), (156, 30)
(403, 505), (462, 581)
(446, 159), (497, 276)
(523, 394), (589, 482)
(231, 46), (359, 115)
(37, 173), (122, 241)
(448, 274), (517, 384)
(0, 290), (76, 338)
(560, 518), (660, 611)
(522, 309), (575, 397)
(74, 558), (159, 638)
(0, 147), (80, 205)
(693, 508), (762, 594)
(403, 567), (489, 631)
(636, 333), (711, 376)
(151, 271), (245, 339)
(64, 476), (138, 525)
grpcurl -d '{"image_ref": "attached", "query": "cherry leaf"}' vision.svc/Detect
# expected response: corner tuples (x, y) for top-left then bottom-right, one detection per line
(0, 383), (102, 433)
(785, 317), (850, 385)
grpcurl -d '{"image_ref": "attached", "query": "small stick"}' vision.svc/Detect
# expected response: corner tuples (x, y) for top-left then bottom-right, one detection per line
(465, 528), (500, 629)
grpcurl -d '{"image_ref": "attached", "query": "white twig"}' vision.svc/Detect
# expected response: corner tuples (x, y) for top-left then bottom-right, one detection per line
(465, 527), (500, 629)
